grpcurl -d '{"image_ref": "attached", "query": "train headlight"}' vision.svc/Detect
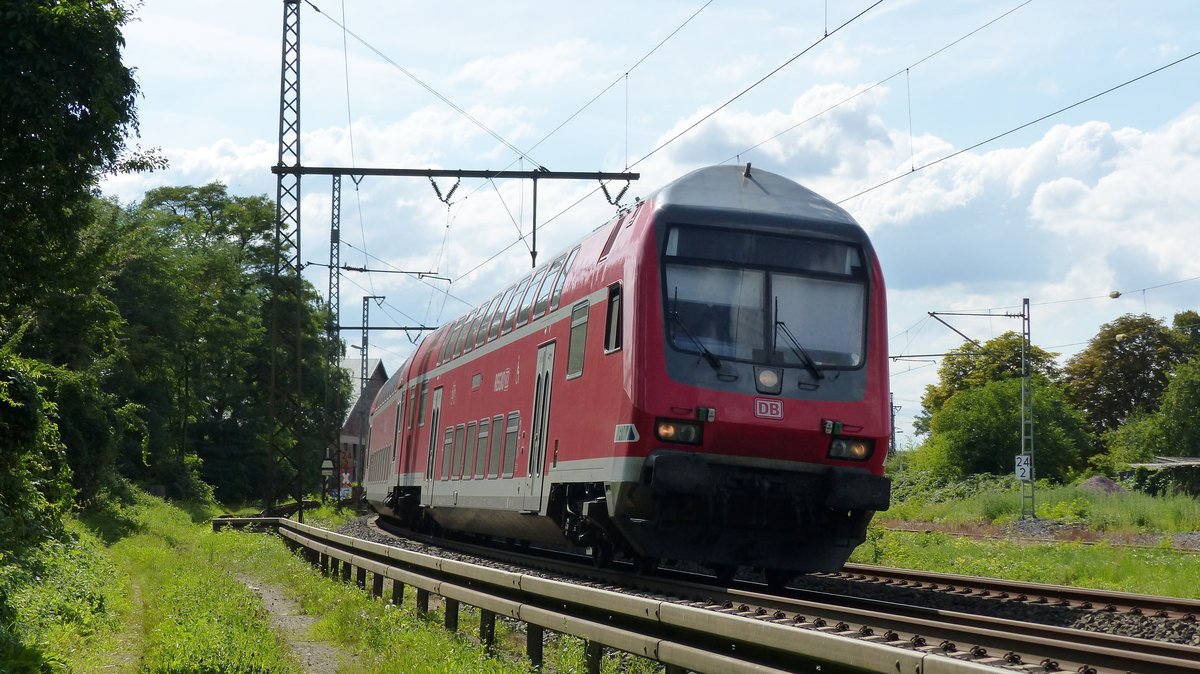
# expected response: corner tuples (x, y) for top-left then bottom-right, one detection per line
(655, 418), (703, 445)
(828, 437), (873, 461)
(754, 366), (782, 395)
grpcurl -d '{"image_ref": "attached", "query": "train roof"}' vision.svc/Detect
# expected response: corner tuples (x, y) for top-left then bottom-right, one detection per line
(650, 164), (858, 227)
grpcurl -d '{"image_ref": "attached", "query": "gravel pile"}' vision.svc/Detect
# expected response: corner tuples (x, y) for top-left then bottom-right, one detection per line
(334, 516), (1200, 647)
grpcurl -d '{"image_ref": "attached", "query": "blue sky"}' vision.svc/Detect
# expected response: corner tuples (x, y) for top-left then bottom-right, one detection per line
(103, 1), (1200, 442)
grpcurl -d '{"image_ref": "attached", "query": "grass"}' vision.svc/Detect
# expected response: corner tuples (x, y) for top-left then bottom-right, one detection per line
(851, 527), (1200, 598)
(1, 487), (665, 673)
(883, 469), (1200, 535)
(3, 475), (1197, 672)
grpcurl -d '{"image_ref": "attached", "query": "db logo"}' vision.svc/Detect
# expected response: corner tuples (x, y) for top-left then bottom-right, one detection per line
(754, 398), (783, 419)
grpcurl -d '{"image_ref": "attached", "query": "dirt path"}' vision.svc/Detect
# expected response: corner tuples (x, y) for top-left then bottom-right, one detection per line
(240, 576), (359, 673)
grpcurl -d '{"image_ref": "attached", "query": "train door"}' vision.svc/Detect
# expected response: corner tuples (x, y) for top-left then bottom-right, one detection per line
(523, 342), (555, 512)
(422, 387), (442, 506)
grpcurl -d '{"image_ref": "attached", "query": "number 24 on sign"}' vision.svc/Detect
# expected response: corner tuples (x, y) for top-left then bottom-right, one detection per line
(1015, 454), (1033, 481)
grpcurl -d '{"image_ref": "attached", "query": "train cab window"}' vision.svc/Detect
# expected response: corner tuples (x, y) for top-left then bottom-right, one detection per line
(663, 226), (867, 367)
(549, 246), (580, 312)
(502, 275), (533, 335)
(531, 254), (566, 319)
(418, 382), (428, 427)
(440, 427), (453, 480)
(516, 267), (549, 328)
(604, 283), (622, 353)
(502, 411), (520, 478)
(567, 301), (588, 379)
(489, 284), (518, 340)
(475, 418), (490, 479)
(487, 414), (504, 478)
(474, 294), (501, 349)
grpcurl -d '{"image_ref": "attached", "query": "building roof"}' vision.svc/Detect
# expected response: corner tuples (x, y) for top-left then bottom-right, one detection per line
(1126, 456), (1200, 469)
(339, 357), (387, 434)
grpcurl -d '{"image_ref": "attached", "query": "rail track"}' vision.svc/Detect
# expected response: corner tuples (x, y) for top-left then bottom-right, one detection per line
(216, 514), (1200, 673)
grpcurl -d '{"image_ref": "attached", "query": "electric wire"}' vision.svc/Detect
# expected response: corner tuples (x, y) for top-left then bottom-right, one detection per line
(630, 0), (883, 170)
(836, 47), (1200, 205)
(442, 0), (716, 213)
(723, 0), (1032, 164)
(301, 0), (540, 167)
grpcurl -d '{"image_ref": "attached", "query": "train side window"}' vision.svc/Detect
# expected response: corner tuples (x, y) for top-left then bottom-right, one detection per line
(440, 426), (453, 481)
(502, 411), (520, 478)
(489, 285), (518, 341)
(517, 266), (550, 328)
(474, 294), (501, 349)
(604, 283), (623, 352)
(567, 301), (588, 379)
(502, 276), (533, 335)
(456, 305), (480, 354)
(392, 397), (403, 463)
(407, 387), (417, 430)
(532, 254), (566, 318)
(450, 317), (470, 361)
(549, 246), (580, 312)
(451, 423), (466, 480)
(438, 319), (458, 364)
(475, 418), (490, 479)
(418, 382), (428, 426)
(597, 213), (625, 261)
(464, 421), (477, 480)
(488, 414), (504, 478)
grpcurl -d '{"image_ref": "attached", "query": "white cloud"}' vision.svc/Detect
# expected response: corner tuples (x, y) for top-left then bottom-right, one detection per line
(451, 40), (594, 93)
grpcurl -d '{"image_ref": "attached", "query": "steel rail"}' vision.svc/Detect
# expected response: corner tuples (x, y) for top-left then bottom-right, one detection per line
(216, 516), (1200, 673)
(215, 517), (1000, 673)
(366, 516), (1200, 673)
(840, 562), (1200, 618)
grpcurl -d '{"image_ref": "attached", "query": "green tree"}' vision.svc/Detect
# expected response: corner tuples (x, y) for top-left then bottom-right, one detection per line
(0, 349), (73, 553)
(0, 0), (143, 311)
(1173, 310), (1200, 357)
(108, 184), (348, 503)
(915, 331), (1060, 434)
(1061, 314), (1182, 439)
(912, 377), (1089, 481)
(1157, 357), (1200, 456)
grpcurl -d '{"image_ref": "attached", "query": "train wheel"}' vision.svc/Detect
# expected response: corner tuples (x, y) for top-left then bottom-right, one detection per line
(763, 568), (793, 591)
(591, 542), (614, 569)
(635, 555), (659, 575)
(711, 564), (737, 584)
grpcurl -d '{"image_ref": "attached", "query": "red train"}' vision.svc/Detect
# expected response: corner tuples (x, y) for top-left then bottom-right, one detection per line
(364, 164), (890, 579)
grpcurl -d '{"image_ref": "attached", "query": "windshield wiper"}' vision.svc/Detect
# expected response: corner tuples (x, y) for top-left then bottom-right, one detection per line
(774, 317), (824, 382)
(669, 289), (721, 371)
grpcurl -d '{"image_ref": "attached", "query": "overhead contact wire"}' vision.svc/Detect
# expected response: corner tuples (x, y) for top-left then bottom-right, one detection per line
(837, 48), (1200, 204)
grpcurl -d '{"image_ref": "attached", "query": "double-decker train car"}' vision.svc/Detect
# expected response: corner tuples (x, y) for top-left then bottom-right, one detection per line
(363, 164), (891, 578)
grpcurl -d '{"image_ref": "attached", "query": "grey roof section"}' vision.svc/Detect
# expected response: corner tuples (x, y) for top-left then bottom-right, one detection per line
(652, 164), (858, 226)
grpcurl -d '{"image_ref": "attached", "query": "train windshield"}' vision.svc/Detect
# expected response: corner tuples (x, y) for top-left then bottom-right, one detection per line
(662, 226), (867, 368)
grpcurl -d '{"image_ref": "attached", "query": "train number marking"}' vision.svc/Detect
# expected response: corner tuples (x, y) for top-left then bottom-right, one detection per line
(493, 368), (511, 392)
(754, 398), (783, 419)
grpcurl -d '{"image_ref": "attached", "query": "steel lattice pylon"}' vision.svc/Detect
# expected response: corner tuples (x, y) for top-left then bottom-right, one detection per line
(1019, 298), (1036, 520)
(324, 175), (342, 497)
(268, 0), (306, 520)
